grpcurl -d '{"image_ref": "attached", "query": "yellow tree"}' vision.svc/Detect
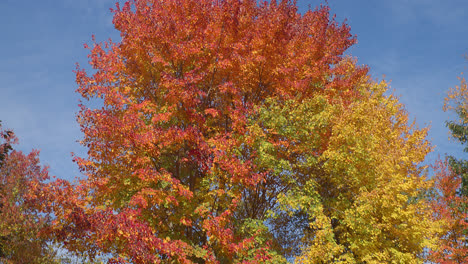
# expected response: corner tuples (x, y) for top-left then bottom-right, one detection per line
(247, 79), (439, 263)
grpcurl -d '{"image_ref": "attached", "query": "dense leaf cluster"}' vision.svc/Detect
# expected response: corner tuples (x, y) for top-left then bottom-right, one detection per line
(2, 1), (467, 263)
(429, 73), (468, 263)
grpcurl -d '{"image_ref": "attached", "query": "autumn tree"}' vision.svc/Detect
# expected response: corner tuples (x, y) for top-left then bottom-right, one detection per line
(430, 159), (468, 263)
(0, 121), (59, 263)
(0, 120), (13, 259)
(48, 0), (439, 263)
(444, 72), (468, 196)
(430, 69), (468, 263)
(249, 80), (438, 263)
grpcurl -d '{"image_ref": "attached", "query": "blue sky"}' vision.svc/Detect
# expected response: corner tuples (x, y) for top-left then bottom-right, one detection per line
(1, 0), (467, 180)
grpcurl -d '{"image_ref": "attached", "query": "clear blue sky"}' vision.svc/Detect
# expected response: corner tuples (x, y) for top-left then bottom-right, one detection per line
(1, 0), (467, 180)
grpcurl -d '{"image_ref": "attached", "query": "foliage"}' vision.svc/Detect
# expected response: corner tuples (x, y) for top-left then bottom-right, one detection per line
(430, 69), (468, 262)
(250, 82), (437, 263)
(42, 0), (439, 263)
(0, 121), (59, 263)
(430, 159), (468, 263)
(444, 73), (468, 196)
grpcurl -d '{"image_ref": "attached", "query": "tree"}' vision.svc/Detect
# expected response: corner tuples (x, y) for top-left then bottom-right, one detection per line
(430, 69), (468, 262)
(430, 159), (468, 263)
(0, 120), (13, 259)
(0, 121), (58, 263)
(444, 72), (468, 196)
(444, 71), (468, 196)
(48, 0), (439, 263)
(250, 81), (437, 263)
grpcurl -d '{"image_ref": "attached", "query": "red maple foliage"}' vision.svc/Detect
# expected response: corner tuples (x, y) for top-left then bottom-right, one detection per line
(48, 0), (368, 262)
(430, 159), (468, 263)
(0, 123), (56, 263)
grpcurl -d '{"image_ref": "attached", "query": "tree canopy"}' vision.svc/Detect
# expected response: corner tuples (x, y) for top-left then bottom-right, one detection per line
(1, 0), (454, 263)
(430, 69), (468, 263)
(0, 121), (58, 263)
(32, 0), (440, 263)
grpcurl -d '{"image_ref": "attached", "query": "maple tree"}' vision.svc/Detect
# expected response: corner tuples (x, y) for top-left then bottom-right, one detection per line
(250, 81), (437, 263)
(430, 70), (468, 263)
(45, 0), (440, 263)
(0, 121), (59, 263)
(430, 159), (468, 263)
(444, 72), (468, 196)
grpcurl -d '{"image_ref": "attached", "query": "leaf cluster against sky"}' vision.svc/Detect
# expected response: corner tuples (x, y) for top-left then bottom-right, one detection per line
(1, 0), (467, 180)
